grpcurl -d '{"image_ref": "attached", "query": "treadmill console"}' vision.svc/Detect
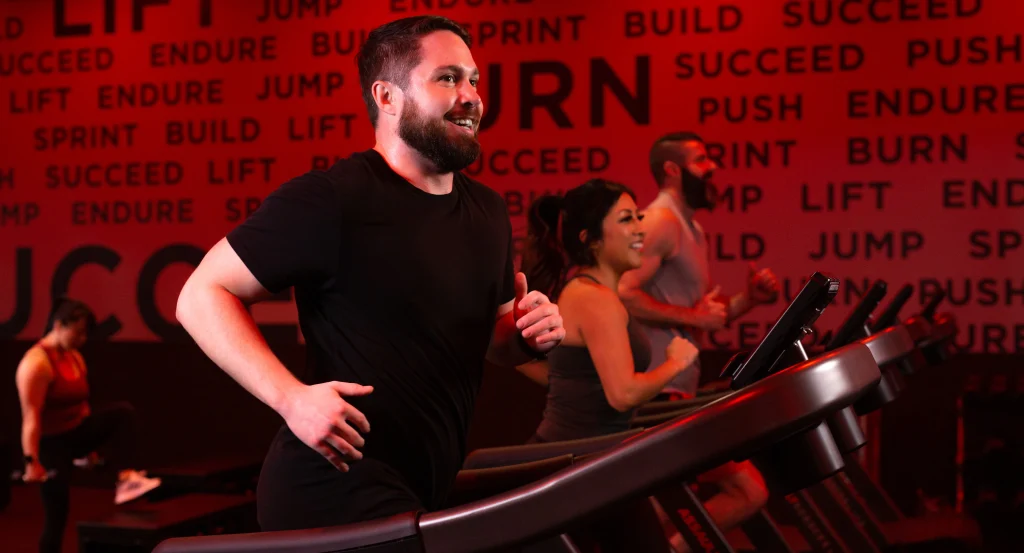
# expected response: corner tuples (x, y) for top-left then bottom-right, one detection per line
(825, 279), (887, 351)
(723, 272), (840, 389)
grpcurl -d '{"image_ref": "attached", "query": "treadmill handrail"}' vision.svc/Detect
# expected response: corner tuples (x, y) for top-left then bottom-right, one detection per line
(418, 343), (881, 553)
(463, 428), (642, 470)
(464, 329), (911, 478)
(903, 315), (933, 343)
(154, 512), (420, 553)
(630, 406), (703, 429)
(930, 313), (958, 342)
(635, 390), (733, 416)
(861, 325), (915, 367)
(449, 455), (577, 507)
(153, 343), (880, 553)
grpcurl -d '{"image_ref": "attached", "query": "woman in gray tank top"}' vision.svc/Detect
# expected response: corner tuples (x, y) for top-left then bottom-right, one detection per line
(519, 179), (699, 552)
(521, 179), (699, 444)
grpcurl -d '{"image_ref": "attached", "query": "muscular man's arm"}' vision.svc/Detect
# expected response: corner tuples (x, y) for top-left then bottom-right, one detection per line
(726, 292), (755, 322)
(619, 209), (710, 329)
(710, 262), (778, 322)
(703, 288), (754, 323)
(176, 238), (304, 418)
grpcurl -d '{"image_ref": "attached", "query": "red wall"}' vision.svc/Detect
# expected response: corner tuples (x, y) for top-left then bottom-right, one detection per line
(1, 0), (1022, 352)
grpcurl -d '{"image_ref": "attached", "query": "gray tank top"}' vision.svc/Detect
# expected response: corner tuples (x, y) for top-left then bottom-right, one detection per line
(640, 191), (710, 396)
(533, 275), (653, 443)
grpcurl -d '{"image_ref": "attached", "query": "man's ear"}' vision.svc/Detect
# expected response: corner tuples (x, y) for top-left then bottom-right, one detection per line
(372, 80), (402, 119)
(663, 160), (681, 178)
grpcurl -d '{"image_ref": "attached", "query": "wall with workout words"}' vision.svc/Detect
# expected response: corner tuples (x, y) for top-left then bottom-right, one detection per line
(0, 0), (1021, 352)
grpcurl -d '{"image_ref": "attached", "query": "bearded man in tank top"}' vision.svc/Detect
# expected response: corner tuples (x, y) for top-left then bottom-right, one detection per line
(618, 132), (781, 542)
(619, 131), (779, 399)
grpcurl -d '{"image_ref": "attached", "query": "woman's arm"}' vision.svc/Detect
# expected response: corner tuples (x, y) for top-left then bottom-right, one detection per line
(516, 360), (551, 387)
(576, 287), (695, 412)
(16, 348), (52, 468)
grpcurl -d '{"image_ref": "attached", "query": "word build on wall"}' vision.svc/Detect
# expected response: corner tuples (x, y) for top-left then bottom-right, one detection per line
(1, 0), (1020, 352)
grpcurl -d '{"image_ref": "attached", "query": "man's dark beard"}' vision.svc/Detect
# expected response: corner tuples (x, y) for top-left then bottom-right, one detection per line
(682, 169), (718, 211)
(398, 98), (480, 174)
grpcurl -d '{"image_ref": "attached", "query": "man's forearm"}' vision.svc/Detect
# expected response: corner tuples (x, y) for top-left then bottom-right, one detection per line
(176, 281), (304, 417)
(727, 292), (755, 322)
(487, 311), (535, 368)
(620, 290), (700, 329)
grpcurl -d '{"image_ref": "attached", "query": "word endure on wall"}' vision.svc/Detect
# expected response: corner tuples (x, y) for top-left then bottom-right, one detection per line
(0, 0), (1021, 352)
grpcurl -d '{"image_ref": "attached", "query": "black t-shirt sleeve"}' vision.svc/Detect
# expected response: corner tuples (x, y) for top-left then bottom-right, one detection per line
(226, 173), (342, 294)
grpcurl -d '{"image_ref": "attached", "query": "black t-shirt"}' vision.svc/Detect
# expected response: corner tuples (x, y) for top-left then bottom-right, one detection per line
(226, 149), (514, 510)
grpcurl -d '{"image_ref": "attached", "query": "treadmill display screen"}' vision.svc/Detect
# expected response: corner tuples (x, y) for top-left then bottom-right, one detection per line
(726, 272), (839, 389)
(826, 280), (887, 351)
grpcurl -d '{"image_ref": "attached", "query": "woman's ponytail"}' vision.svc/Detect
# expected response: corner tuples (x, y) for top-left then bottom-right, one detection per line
(521, 195), (570, 301)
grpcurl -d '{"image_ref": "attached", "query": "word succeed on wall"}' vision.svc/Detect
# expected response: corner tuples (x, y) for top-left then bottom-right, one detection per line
(0, 0), (1020, 352)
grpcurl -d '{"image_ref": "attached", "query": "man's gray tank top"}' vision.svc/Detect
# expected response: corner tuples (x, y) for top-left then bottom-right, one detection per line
(640, 191), (710, 396)
(533, 275), (653, 443)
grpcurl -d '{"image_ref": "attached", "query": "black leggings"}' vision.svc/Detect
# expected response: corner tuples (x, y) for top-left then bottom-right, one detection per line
(37, 402), (139, 553)
(526, 433), (671, 553)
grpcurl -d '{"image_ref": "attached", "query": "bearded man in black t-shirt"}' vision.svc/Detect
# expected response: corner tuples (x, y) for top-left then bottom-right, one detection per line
(175, 15), (565, 531)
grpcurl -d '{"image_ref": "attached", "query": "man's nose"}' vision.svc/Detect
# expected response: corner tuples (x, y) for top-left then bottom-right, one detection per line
(458, 81), (483, 112)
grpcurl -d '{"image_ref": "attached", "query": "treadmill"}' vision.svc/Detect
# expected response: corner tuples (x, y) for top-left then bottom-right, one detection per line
(154, 272), (882, 553)
(461, 273), (885, 553)
(803, 283), (980, 552)
(466, 280), (974, 553)
(617, 280), (902, 552)
(636, 280), (977, 552)
(879, 288), (959, 368)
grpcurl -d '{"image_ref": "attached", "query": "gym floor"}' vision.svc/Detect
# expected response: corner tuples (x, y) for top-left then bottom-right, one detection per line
(1, 485), (114, 553)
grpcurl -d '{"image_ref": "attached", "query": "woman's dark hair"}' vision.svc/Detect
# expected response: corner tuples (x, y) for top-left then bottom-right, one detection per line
(521, 178), (636, 301)
(44, 297), (96, 336)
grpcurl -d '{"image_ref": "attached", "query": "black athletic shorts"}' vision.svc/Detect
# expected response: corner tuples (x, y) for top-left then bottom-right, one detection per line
(256, 426), (424, 531)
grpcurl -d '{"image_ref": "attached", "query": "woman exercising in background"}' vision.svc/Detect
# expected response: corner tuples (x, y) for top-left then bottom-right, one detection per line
(520, 179), (768, 552)
(15, 298), (161, 553)
(518, 179), (696, 552)
(521, 179), (699, 443)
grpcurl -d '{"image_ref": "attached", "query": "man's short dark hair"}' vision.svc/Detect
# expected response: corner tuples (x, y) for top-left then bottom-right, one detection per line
(357, 16), (473, 128)
(649, 131), (704, 187)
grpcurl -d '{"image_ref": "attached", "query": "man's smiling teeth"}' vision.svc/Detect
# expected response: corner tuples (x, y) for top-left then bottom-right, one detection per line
(448, 117), (474, 128)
